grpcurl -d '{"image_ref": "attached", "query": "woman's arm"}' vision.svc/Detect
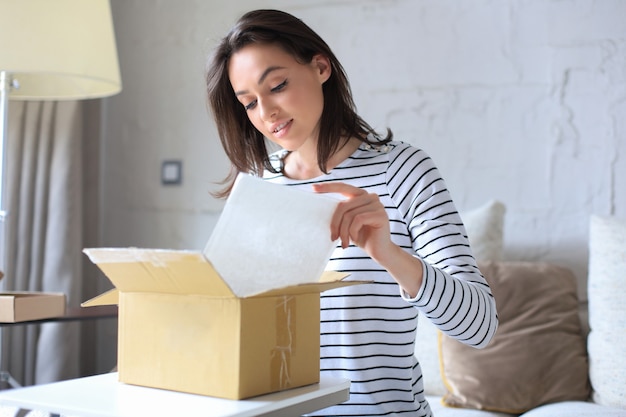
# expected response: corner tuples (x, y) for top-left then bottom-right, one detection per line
(313, 145), (498, 349)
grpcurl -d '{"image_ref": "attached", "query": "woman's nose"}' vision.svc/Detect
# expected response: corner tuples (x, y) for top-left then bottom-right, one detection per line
(258, 98), (277, 121)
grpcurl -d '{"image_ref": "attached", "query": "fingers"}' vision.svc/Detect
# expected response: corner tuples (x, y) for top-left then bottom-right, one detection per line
(313, 182), (385, 249)
(312, 182), (368, 198)
(335, 194), (378, 245)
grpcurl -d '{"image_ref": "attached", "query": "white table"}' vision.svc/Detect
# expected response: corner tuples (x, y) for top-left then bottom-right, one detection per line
(0, 372), (350, 417)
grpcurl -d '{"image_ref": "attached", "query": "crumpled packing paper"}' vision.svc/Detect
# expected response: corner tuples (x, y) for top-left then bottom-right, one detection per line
(204, 174), (340, 298)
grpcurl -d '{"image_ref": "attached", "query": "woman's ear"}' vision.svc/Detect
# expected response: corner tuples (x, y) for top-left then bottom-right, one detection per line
(312, 54), (332, 83)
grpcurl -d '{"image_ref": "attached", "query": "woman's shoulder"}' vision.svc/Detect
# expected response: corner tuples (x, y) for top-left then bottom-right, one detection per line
(358, 140), (430, 163)
(362, 140), (440, 186)
(360, 139), (421, 152)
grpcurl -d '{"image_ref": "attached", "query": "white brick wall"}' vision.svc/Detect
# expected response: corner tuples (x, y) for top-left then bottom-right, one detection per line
(103, 0), (626, 300)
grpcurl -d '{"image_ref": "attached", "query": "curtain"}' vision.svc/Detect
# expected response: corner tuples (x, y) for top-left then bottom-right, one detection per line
(1, 100), (84, 386)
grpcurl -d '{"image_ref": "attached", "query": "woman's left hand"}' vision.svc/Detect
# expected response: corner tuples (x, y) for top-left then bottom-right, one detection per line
(312, 182), (395, 263)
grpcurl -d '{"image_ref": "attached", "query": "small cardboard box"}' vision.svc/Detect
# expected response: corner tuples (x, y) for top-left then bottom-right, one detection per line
(82, 248), (360, 400)
(0, 292), (66, 323)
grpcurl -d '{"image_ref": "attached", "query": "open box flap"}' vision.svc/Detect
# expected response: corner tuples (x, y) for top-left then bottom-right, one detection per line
(83, 248), (365, 299)
(83, 248), (235, 297)
(249, 271), (364, 297)
(81, 288), (119, 307)
(253, 278), (368, 297)
(318, 271), (347, 283)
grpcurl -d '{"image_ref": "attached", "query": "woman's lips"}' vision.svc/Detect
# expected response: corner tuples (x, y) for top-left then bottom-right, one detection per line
(272, 119), (293, 137)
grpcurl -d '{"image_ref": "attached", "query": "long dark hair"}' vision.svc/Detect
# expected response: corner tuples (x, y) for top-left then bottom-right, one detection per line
(206, 9), (391, 197)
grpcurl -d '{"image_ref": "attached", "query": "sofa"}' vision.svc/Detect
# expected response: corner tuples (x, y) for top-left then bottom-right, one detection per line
(417, 202), (626, 417)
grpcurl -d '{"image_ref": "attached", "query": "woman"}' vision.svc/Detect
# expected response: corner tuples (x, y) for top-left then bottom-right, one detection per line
(206, 9), (497, 416)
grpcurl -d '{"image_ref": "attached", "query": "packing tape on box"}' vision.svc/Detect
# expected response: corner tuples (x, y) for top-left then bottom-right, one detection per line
(271, 295), (295, 390)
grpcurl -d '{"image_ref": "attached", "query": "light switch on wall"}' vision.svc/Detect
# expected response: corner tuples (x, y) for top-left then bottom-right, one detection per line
(161, 160), (182, 185)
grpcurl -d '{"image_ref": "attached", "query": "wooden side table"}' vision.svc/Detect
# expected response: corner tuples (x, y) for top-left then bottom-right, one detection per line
(0, 305), (118, 387)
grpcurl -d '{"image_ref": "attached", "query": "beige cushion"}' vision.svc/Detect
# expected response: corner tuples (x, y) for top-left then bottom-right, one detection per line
(417, 200), (506, 396)
(440, 261), (590, 414)
(588, 215), (626, 408)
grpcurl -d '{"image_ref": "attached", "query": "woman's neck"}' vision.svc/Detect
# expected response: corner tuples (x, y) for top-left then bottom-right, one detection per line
(283, 137), (361, 180)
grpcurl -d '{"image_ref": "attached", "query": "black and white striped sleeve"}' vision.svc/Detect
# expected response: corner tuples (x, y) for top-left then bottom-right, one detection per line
(387, 144), (498, 348)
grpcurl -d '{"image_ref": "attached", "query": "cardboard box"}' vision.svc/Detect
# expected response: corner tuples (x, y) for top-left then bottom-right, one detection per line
(82, 248), (361, 400)
(0, 292), (66, 323)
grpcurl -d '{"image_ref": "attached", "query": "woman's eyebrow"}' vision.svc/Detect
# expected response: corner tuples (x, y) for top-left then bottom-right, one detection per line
(235, 66), (285, 96)
(258, 66), (285, 84)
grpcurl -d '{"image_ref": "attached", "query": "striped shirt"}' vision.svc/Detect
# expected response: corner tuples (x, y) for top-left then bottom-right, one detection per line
(263, 141), (498, 416)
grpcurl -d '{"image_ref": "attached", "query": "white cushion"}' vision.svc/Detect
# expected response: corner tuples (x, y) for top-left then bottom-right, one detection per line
(462, 200), (506, 262)
(416, 200), (505, 396)
(587, 215), (626, 409)
(416, 314), (446, 396)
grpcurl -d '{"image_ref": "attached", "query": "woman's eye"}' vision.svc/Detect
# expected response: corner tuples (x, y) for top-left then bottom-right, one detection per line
(242, 80), (285, 111)
(244, 99), (257, 110)
(271, 80), (287, 92)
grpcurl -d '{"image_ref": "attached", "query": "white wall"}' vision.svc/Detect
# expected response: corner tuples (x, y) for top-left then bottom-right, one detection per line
(103, 0), (626, 301)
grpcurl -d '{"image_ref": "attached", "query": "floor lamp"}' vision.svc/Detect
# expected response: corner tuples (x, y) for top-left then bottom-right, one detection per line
(0, 0), (122, 387)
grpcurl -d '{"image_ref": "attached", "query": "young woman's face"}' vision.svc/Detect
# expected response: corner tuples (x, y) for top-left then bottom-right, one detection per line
(228, 43), (331, 152)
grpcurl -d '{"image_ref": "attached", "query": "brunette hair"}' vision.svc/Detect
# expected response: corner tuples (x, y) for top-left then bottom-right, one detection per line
(206, 9), (391, 197)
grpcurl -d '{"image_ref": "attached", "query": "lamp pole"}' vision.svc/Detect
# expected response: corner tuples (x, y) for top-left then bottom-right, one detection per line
(0, 71), (18, 286)
(0, 71), (23, 389)
(0, 71), (10, 284)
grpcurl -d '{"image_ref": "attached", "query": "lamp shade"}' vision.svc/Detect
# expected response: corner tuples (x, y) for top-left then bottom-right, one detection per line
(0, 0), (122, 100)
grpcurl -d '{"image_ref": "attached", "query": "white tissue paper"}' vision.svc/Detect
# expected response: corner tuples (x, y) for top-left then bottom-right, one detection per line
(204, 174), (340, 298)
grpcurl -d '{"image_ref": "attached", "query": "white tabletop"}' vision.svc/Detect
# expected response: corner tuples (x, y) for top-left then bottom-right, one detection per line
(0, 372), (350, 417)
